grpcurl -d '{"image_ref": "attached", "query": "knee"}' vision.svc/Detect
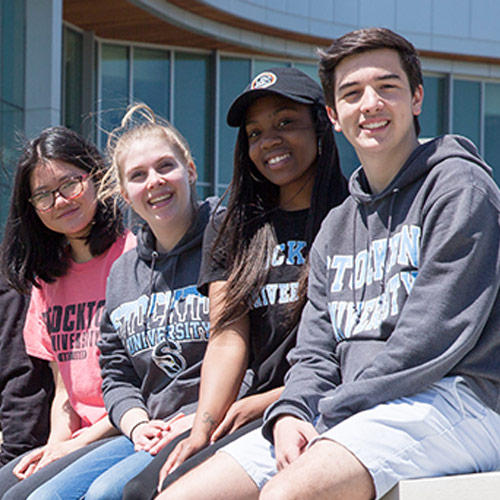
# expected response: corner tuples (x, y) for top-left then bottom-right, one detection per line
(25, 487), (55, 500)
(85, 476), (123, 500)
(260, 476), (294, 500)
(158, 481), (184, 500)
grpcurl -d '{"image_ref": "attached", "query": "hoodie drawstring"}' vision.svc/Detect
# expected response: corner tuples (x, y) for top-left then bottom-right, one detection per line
(379, 188), (399, 301)
(144, 250), (158, 331)
(352, 188), (399, 325)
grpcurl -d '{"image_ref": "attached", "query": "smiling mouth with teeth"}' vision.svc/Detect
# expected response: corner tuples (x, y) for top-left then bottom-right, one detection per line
(362, 120), (389, 130)
(149, 193), (173, 205)
(267, 153), (290, 166)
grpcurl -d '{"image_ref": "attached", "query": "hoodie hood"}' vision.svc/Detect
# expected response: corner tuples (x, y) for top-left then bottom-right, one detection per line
(349, 135), (493, 205)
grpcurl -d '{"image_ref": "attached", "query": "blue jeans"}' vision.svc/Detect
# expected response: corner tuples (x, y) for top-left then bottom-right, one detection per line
(26, 435), (152, 500)
(0, 438), (108, 500)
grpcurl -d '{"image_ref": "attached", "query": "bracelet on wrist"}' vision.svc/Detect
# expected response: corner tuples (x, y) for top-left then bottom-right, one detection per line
(129, 420), (149, 441)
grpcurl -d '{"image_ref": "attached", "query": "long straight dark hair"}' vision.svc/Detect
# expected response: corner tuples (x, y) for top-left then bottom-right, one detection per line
(1, 126), (124, 294)
(213, 102), (348, 333)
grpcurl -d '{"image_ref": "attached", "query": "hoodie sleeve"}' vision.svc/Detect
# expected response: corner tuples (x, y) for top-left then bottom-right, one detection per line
(0, 282), (53, 464)
(317, 181), (500, 430)
(99, 308), (147, 429)
(262, 230), (342, 441)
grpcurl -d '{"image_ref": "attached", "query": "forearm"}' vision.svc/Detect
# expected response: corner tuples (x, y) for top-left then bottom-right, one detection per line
(189, 280), (250, 440)
(47, 362), (80, 444)
(190, 334), (249, 440)
(119, 407), (150, 439)
(254, 386), (283, 407)
(68, 415), (118, 447)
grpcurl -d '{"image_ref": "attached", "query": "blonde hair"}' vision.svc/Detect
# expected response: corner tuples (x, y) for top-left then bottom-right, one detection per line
(100, 103), (197, 208)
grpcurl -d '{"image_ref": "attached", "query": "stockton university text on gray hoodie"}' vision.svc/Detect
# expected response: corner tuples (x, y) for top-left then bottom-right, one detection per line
(99, 197), (221, 428)
(264, 135), (500, 438)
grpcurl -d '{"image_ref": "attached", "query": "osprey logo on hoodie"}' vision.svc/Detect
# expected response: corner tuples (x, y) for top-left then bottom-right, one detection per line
(153, 338), (187, 377)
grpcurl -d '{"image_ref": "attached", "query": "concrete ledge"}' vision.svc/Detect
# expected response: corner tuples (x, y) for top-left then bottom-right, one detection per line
(381, 471), (500, 500)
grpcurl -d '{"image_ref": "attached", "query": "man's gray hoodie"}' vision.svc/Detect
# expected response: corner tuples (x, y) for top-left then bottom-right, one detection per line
(264, 135), (500, 438)
(99, 197), (220, 428)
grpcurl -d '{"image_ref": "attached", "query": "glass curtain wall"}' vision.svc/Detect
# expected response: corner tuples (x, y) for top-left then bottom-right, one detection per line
(0, 0), (25, 230)
(62, 30), (500, 195)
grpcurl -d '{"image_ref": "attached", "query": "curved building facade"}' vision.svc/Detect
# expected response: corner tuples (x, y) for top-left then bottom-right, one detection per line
(2, 0), (500, 228)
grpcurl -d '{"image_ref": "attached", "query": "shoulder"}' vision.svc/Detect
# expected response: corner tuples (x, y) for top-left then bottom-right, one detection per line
(113, 229), (137, 254)
(419, 135), (497, 194)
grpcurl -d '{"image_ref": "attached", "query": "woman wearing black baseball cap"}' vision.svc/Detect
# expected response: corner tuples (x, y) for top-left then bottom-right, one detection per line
(123, 67), (347, 500)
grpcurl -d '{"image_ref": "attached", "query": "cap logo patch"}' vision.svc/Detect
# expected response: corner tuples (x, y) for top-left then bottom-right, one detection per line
(251, 72), (277, 89)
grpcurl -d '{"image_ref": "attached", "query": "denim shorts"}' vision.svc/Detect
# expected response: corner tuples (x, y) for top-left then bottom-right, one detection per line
(221, 376), (500, 499)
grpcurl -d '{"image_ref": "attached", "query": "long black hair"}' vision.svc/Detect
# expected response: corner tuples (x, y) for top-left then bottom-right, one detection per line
(1, 126), (124, 294)
(213, 101), (348, 332)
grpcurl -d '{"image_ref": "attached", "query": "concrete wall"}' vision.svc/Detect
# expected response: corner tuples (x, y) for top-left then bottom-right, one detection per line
(24, 0), (63, 137)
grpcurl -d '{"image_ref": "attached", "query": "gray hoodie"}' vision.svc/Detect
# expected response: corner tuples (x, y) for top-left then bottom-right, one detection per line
(264, 135), (500, 438)
(99, 197), (221, 428)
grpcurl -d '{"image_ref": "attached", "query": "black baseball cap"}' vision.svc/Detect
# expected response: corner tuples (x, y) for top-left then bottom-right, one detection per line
(226, 67), (325, 127)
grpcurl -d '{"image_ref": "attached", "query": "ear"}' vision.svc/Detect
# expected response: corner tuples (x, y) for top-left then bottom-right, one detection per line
(412, 84), (424, 117)
(186, 161), (198, 185)
(120, 186), (131, 205)
(326, 105), (342, 133)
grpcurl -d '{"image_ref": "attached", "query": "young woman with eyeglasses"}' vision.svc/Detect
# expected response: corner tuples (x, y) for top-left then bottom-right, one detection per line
(0, 126), (135, 499)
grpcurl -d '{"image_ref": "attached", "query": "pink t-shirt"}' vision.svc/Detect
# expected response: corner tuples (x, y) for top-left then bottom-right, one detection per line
(23, 231), (136, 429)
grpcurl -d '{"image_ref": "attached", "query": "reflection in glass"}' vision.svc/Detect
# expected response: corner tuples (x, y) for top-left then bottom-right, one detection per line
(133, 48), (170, 120)
(453, 79), (481, 149)
(174, 52), (212, 189)
(420, 75), (446, 140)
(485, 83), (500, 182)
(219, 57), (251, 188)
(0, 0), (25, 232)
(100, 44), (129, 146)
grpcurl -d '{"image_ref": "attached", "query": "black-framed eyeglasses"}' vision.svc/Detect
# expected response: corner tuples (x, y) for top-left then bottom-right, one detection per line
(29, 175), (89, 212)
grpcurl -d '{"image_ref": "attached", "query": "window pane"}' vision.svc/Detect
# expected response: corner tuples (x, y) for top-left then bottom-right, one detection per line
(64, 27), (83, 133)
(0, 0), (25, 233)
(133, 48), (170, 120)
(100, 44), (129, 145)
(1, 0), (24, 108)
(293, 63), (319, 82)
(196, 185), (212, 201)
(174, 52), (212, 188)
(253, 60), (289, 76)
(420, 75), (446, 139)
(453, 79), (481, 148)
(485, 82), (500, 183)
(218, 57), (251, 187)
(0, 102), (23, 231)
